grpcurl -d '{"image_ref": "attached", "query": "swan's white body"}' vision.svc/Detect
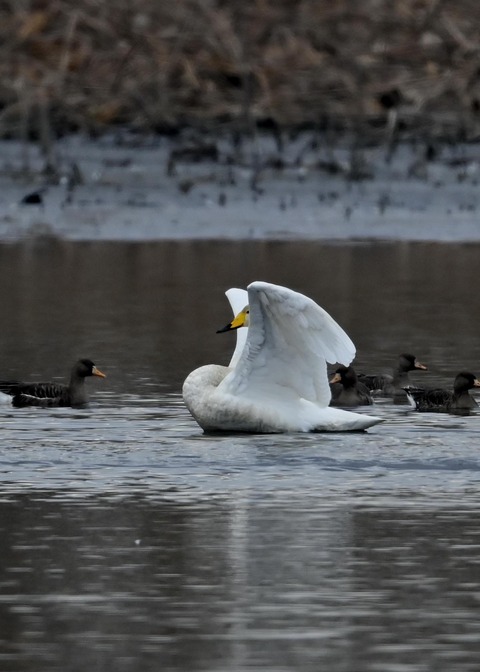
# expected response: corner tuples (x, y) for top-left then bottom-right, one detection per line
(183, 281), (383, 433)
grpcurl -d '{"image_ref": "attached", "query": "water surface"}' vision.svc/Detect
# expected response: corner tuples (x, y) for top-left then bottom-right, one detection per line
(1, 240), (480, 671)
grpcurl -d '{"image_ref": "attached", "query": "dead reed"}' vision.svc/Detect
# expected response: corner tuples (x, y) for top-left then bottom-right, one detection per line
(0, 0), (479, 141)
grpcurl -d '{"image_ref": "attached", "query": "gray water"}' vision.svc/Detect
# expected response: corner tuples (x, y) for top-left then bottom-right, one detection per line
(2, 239), (480, 671)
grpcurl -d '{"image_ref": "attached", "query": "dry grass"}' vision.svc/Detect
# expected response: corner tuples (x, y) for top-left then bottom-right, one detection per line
(1, 0), (480, 140)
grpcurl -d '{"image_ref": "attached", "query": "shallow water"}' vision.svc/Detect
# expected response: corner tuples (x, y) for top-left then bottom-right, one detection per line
(2, 239), (480, 671)
(1, 135), (480, 242)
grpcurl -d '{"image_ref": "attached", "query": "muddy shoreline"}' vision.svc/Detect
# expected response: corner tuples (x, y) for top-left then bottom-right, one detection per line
(0, 132), (479, 242)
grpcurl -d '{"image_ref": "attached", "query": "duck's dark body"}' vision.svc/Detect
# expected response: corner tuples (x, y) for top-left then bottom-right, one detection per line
(329, 366), (374, 407)
(405, 372), (480, 413)
(0, 359), (106, 408)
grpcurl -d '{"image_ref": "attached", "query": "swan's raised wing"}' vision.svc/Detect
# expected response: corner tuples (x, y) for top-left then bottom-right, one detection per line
(219, 281), (355, 407)
(225, 288), (248, 368)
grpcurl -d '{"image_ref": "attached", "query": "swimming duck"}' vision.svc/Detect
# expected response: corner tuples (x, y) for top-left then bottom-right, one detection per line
(358, 353), (427, 399)
(405, 371), (480, 413)
(329, 365), (374, 407)
(0, 358), (106, 407)
(182, 281), (382, 432)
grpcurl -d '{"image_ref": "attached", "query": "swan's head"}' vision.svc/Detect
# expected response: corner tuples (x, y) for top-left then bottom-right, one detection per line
(216, 305), (250, 333)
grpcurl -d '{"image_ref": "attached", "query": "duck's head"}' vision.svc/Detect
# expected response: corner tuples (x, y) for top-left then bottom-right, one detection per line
(75, 359), (107, 379)
(454, 372), (480, 392)
(217, 305), (250, 333)
(330, 366), (345, 385)
(399, 353), (428, 372)
(329, 365), (357, 387)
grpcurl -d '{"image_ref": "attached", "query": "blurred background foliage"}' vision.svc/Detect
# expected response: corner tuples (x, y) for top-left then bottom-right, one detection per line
(0, 0), (479, 140)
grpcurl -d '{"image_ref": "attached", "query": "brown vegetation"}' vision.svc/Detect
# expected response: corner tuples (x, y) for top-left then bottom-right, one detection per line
(1, 0), (480, 140)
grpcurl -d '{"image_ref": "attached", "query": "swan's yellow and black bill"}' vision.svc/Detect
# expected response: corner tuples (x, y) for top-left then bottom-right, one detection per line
(92, 366), (106, 378)
(474, 378), (480, 388)
(216, 308), (248, 333)
(329, 372), (341, 385)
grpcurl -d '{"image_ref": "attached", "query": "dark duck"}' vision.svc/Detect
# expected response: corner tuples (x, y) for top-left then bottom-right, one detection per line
(358, 353), (427, 401)
(405, 372), (480, 413)
(0, 359), (106, 408)
(329, 366), (374, 407)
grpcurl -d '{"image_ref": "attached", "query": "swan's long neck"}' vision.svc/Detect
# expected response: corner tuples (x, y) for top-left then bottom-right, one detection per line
(182, 364), (230, 428)
(225, 288), (249, 368)
(229, 327), (247, 368)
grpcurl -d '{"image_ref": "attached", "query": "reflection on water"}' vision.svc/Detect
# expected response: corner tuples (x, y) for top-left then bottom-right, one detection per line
(1, 239), (480, 671)
(2, 491), (480, 672)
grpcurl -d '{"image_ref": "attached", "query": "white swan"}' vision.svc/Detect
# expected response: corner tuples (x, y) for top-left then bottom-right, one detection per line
(182, 281), (383, 432)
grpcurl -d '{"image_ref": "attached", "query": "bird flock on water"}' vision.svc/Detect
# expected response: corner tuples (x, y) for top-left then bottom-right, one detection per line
(1, 281), (478, 433)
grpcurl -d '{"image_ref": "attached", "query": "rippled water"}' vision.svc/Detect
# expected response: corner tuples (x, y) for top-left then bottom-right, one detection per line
(2, 239), (480, 671)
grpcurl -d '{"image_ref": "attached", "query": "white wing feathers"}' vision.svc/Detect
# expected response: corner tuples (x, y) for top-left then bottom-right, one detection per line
(219, 281), (355, 407)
